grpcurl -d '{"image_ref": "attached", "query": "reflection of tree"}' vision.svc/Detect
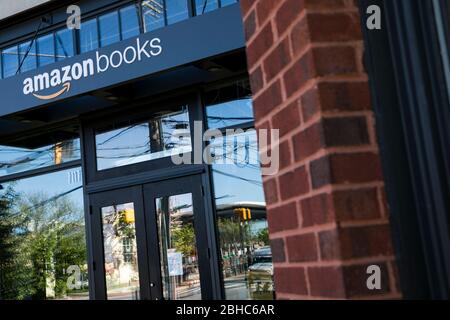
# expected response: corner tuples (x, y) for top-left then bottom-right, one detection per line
(171, 224), (195, 257)
(218, 218), (241, 247)
(0, 187), (87, 300)
(255, 228), (269, 246)
(218, 218), (251, 277)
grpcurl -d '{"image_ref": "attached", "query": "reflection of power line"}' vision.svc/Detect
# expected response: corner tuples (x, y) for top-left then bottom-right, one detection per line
(3, 50), (69, 60)
(55, 33), (71, 59)
(142, 0), (164, 17)
(202, 0), (212, 14)
(97, 124), (142, 146)
(16, 18), (44, 75)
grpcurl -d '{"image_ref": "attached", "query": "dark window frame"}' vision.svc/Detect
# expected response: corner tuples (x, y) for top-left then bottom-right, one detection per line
(0, 121), (83, 184)
(201, 77), (271, 300)
(0, 0), (240, 79)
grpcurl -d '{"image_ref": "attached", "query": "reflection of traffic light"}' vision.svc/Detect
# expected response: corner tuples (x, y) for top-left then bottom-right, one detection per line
(234, 208), (252, 221)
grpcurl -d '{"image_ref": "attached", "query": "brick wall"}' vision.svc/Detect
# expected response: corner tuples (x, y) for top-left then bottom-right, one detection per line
(240, 0), (402, 299)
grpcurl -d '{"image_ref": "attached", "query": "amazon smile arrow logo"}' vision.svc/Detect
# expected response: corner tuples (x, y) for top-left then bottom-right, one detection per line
(32, 82), (71, 100)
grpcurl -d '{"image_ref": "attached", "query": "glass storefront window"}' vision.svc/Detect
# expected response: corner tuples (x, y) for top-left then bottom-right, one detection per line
(37, 33), (55, 67)
(142, 0), (191, 32)
(18, 41), (37, 73)
(0, 0), (233, 79)
(0, 0), (235, 78)
(221, 0), (238, 7)
(0, 168), (88, 300)
(102, 202), (140, 300)
(79, 18), (99, 53)
(99, 11), (120, 47)
(207, 80), (275, 300)
(206, 81), (254, 129)
(195, 0), (219, 15)
(119, 5), (141, 40)
(166, 0), (189, 25)
(2, 46), (19, 78)
(55, 29), (74, 61)
(95, 106), (191, 171)
(156, 193), (201, 300)
(0, 138), (81, 178)
(142, 0), (166, 32)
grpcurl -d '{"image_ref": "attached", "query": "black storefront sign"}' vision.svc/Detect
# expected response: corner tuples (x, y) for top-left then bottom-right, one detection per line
(0, 5), (245, 118)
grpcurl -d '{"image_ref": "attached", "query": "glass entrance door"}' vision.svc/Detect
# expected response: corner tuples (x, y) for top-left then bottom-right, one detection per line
(90, 186), (151, 300)
(89, 175), (213, 300)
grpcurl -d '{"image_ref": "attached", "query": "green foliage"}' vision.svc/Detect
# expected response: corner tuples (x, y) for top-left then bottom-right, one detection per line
(256, 228), (269, 245)
(218, 218), (241, 246)
(171, 224), (196, 257)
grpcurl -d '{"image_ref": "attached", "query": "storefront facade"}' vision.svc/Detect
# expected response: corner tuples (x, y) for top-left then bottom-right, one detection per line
(0, 0), (275, 300)
(0, 0), (449, 300)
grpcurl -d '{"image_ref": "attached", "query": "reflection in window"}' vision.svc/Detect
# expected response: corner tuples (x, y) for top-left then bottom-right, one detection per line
(0, 168), (88, 300)
(19, 41), (37, 73)
(206, 81), (254, 129)
(37, 33), (55, 67)
(156, 193), (201, 300)
(55, 29), (74, 61)
(102, 203), (140, 300)
(142, 0), (165, 32)
(0, 139), (81, 178)
(1, 29), (73, 78)
(2, 46), (19, 78)
(210, 126), (275, 300)
(99, 11), (120, 47)
(120, 5), (141, 40)
(79, 18), (99, 53)
(195, 0), (219, 15)
(221, 0), (238, 7)
(95, 106), (191, 171)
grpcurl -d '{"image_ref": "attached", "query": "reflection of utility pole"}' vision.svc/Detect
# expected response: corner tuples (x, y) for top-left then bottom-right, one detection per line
(142, 0), (164, 17)
(149, 119), (163, 153)
(160, 196), (177, 299)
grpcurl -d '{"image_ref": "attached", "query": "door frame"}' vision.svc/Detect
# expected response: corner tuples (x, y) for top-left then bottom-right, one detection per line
(359, 0), (450, 298)
(87, 172), (221, 300)
(143, 175), (213, 300)
(89, 185), (151, 300)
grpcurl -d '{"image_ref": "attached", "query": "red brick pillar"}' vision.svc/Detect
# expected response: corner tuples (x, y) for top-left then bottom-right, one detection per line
(240, 0), (402, 299)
